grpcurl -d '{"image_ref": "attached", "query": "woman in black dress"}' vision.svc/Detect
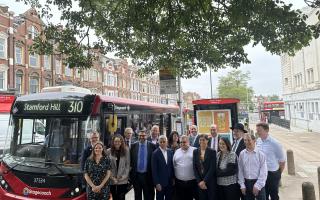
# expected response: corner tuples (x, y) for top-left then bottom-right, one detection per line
(84, 141), (111, 200)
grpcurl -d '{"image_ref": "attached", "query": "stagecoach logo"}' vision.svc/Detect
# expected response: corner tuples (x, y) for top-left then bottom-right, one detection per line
(22, 187), (52, 196)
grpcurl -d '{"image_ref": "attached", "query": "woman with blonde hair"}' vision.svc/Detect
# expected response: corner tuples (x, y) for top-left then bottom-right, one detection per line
(84, 141), (111, 200)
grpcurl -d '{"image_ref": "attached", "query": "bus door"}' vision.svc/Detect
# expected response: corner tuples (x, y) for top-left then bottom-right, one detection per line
(102, 112), (127, 147)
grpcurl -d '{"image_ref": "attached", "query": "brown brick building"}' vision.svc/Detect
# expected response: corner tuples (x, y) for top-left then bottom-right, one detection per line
(0, 5), (177, 104)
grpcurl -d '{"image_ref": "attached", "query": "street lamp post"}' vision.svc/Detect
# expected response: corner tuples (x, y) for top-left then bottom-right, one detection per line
(177, 76), (184, 135)
(209, 69), (213, 98)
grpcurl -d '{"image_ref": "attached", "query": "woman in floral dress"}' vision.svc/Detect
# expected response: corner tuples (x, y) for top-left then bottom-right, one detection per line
(84, 141), (111, 200)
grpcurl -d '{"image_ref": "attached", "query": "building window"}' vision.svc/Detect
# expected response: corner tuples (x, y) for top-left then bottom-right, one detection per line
(0, 38), (6, 58)
(0, 71), (4, 90)
(29, 73), (39, 94)
(29, 53), (38, 67)
(15, 46), (22, 64)
(83, 69), (89, 81)
(15, 70), (23, 94)
(28, 26), (39, 39)
(65, 65), (72, 76)
(75, 69), (81, 78)
(55, 59), (61, 75)
(44, 55), (51, 70)
(90, 69), (97, 81)
(45, 79), (51, 87)
(307, 69), (314, 83)
(284, 78), (288, 86)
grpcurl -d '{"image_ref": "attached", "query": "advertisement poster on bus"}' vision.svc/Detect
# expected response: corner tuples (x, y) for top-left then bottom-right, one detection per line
(196, 109), (232, 141)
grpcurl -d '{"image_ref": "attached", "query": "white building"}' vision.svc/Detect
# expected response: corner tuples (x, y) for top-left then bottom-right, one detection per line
(281, 7), (320, 132)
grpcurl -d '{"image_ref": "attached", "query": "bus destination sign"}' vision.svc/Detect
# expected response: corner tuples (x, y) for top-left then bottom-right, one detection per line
(14, 100), (88, 115)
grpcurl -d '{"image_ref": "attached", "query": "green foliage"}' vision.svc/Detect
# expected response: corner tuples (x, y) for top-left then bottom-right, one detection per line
(21, 0), (317, 78)
(217, 70), (254, 103)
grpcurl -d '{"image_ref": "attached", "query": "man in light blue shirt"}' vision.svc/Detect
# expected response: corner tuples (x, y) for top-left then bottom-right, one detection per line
(256, 122), (285, 200)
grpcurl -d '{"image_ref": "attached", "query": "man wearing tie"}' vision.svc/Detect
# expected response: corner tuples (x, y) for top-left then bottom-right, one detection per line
(208, 124), (219, 152)
(124, 127), (135, 149)
(152, 135), (174, 200)
(231, 123), (247, 156)
(130, 129), (156, 200)
(147, 125), (160, 147)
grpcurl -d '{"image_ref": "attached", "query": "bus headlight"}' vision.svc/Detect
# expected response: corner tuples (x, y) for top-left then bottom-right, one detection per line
(61, 187), (83, 198)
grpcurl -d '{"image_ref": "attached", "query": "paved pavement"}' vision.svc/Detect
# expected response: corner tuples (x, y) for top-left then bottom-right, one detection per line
(126, 123), (320, 200)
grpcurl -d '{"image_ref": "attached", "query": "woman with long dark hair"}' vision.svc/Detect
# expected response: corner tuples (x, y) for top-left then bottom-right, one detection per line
(84, 141), (111, 200)
(168, 131), (180, 153)
(107, 134), (130, 200)
(216, 137), (239, 200)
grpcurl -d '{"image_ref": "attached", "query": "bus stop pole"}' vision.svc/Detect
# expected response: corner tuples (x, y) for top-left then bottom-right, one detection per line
(177, 76), (184, 135)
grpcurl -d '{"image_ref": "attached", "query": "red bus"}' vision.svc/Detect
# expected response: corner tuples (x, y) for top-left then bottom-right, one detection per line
(0, 86), (178, 200)
(260, 101), (285, 123)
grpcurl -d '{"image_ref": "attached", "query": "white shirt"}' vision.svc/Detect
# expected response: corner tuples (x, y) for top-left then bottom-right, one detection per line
(211, 136), (218, 151)
(173, 146), (196, 181)
(238, 148), (268, 190)
(160, 147), (168, 164)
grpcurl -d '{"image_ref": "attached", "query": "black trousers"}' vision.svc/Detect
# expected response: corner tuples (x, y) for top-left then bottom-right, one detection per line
(244, 179), (266, 200)
(156, 185), (173, 200)
(265, 170), (281, 200)
(217, 183), (240, 200)
(175, 178), (199, 200)
(110, 184), (127, 200)
(133, 173), (155, 200)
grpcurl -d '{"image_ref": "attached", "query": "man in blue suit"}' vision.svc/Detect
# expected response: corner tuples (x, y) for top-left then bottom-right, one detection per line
(152, 135), (174, 200)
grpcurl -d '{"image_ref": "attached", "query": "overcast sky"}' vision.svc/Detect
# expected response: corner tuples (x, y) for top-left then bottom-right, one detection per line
(1, 0), (307, 98)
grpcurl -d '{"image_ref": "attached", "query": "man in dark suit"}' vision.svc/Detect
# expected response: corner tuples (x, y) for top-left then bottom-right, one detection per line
(80, 131), (99, 171)
(130, 129), (156, 200)
(124, 127), (136, 149)
(147, 125), (160, 147)
(231, 123), (247, 156)
(190, 125), (200, 148)
(152, 135), (174, 200)
(208, 124), (219, 152)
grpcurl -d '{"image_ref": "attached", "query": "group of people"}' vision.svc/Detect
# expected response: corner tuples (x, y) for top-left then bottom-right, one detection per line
(81, 122), (286, 200)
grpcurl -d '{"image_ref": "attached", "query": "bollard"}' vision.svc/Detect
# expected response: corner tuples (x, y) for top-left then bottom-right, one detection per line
(318, 167), (320, 199)
(287, 150), (295, 175)
(302, 182), (316, 200)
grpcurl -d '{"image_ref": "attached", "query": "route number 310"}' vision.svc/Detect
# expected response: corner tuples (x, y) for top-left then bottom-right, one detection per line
(68, 101), (83, 113)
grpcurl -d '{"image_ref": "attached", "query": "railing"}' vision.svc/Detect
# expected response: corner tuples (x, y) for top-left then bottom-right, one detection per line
(270, 116), (290, 129)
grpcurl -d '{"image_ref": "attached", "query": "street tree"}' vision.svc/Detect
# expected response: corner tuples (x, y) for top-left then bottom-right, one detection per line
(21, 0), (319, 78)
(217, 70), (254, 104)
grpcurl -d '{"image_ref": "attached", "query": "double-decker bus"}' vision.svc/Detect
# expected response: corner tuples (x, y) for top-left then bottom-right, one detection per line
(260, 101), (285, 123)
(0, 86), (178, 200)
(0, 93), (15, 153)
